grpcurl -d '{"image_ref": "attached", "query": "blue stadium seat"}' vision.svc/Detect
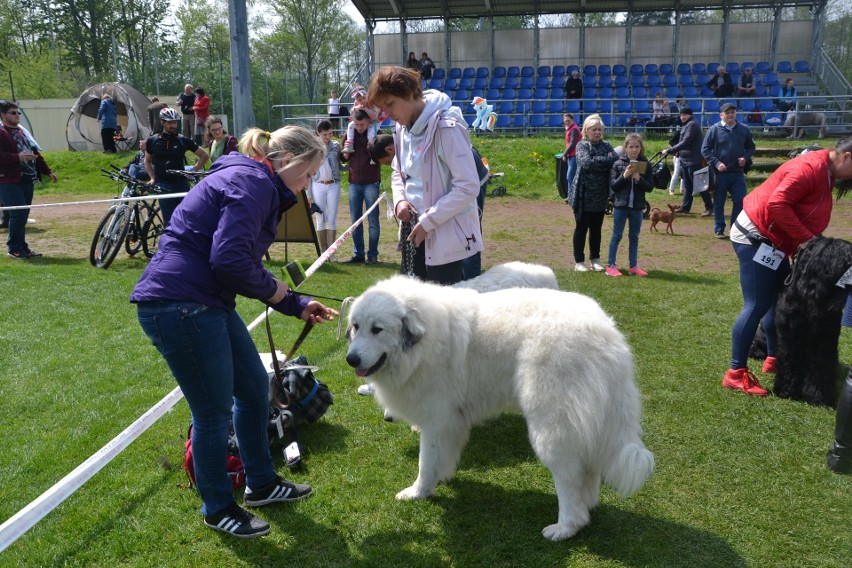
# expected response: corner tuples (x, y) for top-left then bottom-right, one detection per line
(630, 64), (643, 75)
(613, 64), (627, 76)
(707, 62), (720, 74)
(454, 89), (469, 102)
(739, 98), (756, 112)
(634, 100), (651, 115)
(476, 67), (489, 78)
(599, 87), (613, 99)
(584, 75), (597, 88)
(552, 65), (566, 77)
(513, 114), (527, 128)
(551, 76), (565, 88)
(677, 63), (692, 75)
(696, 73), (710, 86)
(449, 68), (462, 79)
(489, 76), (504, 89)
(538, 66), (551, 77)
(433, 68), (446, 80)
(507, 66), (520, 77)
(597, 75), (612, 88)
(759, 98), (775, 111)
(584, 64), (597, 76)
(768, 84), (782, 97)
(776, 61), (793, 73)
(529, 114), (546, 128)
(536, 76), (550, 88)
(493, 66), (506, 78)
(459, 77), (473, 90)
(764, 111), (783, 125)
(700, 86), (714, 97)
(647, 75), (661, 88)
(519, 76), (533, 88)
(659, 64), (673, 75)
(550, 88), (564, 99)
(502, 88), (517, 99)
(442, 88), (455, 99)
(692, 63), (706, 74)
(565, 100), (581, 113)
(583, 99), (598, 113)
(532, 100), (547, 113)
(645, 64), (658, 75)
(599, 99), (613, 113)
(471, 89), (484, 100)
(663, 74), (678, 87)
(584, 87), (597, 98)
(497, 101), (513, 113)
(633, 86), (647, 98)
(518, 88), (532, 100)
(755, 61), (771, 74)
(686, 99), (702, 112)
(598, 64), (612, 76)
(474, 77), (487, 89)
(683, 86), (698, 98)
(515, 100), (530, 114)
(762, 73), (778, 87)
(463, 67), (476, 78)
(615, 86), (631, 98)
(614, 75), (629, 87)
(679, 74), (694, 87)
(794, 60), (810, 73)
(726, 62), (740, 74)
(521, 66), (535, 76)
(428, 78), (442, 90)
(741, 61), (755, 72)
(486, 88), (501, 100)
(664, 86), (680, 98)
(630, 75), (645, 88)
(533, 88), (549, 99)
(495, 114), (511, 128)
(549, 100), (563, 113)
(504, 76), (519, 88)
(548, 114), (564, 127)
(616, 99), (633, 114)
(443, 78), (458, 90)
(755, 85), (767, 97)
(566, 65), (580, 76)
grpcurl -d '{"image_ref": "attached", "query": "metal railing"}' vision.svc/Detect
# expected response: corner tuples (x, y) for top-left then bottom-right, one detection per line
(813, 47), (852, 98)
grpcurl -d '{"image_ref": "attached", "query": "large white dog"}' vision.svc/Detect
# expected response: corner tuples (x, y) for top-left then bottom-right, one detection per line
(345, 275), (654, 541)
(452, 261), (558, 292)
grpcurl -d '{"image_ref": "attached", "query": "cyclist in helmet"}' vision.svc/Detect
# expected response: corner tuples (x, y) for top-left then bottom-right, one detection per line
(144, 106), (209, 226)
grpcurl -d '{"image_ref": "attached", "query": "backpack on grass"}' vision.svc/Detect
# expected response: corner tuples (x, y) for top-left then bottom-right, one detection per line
(182, 422), (246, 490)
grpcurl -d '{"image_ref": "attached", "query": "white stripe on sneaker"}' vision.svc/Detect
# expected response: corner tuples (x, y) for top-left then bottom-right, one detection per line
(219, 518), (240, 532)
(269, 485), (292, 500)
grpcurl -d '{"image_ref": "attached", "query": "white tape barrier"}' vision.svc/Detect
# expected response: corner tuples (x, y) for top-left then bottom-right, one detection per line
(0, 191), (385, 553)
(0, 192), (189, 212)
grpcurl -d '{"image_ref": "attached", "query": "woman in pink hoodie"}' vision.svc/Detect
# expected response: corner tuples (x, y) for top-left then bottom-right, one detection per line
(367, 66), (483, 284)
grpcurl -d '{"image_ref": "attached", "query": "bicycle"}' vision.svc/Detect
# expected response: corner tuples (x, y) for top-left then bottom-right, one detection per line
(89, 168), (165, 269)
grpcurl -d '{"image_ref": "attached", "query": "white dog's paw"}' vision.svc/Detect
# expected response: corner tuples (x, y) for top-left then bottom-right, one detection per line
(395, 485), (432, 500)
(541, 522), (581, 541)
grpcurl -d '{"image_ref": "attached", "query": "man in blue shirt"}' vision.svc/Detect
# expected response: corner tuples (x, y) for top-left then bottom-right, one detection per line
(701, 103), (755, 239)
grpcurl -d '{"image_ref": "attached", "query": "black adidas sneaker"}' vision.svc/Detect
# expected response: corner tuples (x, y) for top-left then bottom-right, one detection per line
(203, 503), (270, 538)
(244, 476), (313, 507)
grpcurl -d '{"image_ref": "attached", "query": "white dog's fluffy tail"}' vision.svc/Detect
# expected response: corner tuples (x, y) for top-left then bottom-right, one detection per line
(604, 443), (655, 497)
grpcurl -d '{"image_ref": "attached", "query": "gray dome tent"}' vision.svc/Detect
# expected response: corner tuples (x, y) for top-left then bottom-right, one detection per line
(66, 82), (152, 151)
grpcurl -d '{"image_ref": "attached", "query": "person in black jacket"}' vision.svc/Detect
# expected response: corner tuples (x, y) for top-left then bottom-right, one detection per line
(605, 133), (654, 277)
(663, 107), (714, 215)
(706, 67), (734, 98)
(565, 70), (583, 100)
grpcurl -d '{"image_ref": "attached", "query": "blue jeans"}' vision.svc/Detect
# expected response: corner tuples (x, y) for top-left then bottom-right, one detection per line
(607, 207), (643, 268)
(0, 179), (34, 254)
(137, 301), (277, 516)
(156, 179), (190, 227)
(713, 172), (746, 235)
(348, 182), (380, 260)
(565, 156), (577, 197)
(730, 242), (791, 369)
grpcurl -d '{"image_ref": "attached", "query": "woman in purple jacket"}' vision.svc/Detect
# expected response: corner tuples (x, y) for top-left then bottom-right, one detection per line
(131, 126), (337, 539)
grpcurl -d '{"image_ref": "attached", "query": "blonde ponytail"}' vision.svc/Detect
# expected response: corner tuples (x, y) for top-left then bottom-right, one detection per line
(239, 126), (325, 173)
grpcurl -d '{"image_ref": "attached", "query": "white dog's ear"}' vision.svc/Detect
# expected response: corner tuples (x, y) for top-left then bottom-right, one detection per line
(401, 311), (425, 350)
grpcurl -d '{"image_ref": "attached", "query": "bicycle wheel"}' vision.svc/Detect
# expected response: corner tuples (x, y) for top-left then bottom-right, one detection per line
(89, 205), (131, 269)
(141, 205), (165, 258)
(124, 207), (143, 256)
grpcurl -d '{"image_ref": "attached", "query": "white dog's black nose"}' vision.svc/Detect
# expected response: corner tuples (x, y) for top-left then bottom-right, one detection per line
(346, 352), (361, 368)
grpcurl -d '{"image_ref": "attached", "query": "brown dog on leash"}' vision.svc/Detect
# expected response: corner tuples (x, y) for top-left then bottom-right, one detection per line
(649, 204), (677, 234)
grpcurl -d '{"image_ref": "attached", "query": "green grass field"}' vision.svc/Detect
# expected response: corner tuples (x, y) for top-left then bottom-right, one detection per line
(1, 136), (850, 567)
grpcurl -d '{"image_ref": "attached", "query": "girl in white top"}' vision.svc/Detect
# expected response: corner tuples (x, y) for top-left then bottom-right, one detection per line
(309, 120), (342, 259)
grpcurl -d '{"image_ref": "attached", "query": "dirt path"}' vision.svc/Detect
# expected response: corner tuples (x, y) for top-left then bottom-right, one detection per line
(21, 191), (852, 274)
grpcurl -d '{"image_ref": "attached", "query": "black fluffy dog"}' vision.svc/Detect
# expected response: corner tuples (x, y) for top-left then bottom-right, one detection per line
(751, 237), (852, 406)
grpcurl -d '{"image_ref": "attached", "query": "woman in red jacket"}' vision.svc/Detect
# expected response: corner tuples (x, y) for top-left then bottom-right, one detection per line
(722, 139), (852, 396)
(192, 87), (211, 145)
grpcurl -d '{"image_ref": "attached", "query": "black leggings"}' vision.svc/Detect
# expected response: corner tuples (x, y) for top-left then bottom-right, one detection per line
(101, 128), (117, 153)
(573, 210), (605, 263)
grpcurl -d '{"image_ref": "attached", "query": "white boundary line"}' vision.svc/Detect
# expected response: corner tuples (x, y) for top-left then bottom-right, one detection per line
(0, 192), (385, 553)
(0, 192), (188, 211)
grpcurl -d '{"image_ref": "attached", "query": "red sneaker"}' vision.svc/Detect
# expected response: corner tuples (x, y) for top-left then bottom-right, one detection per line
(762, 356), (777, 374)
(722, 368), (769, 397)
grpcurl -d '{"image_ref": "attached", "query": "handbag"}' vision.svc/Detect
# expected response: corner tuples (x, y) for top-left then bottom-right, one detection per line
(693, 166), (712, 193)
(649, 152), (671, 190)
